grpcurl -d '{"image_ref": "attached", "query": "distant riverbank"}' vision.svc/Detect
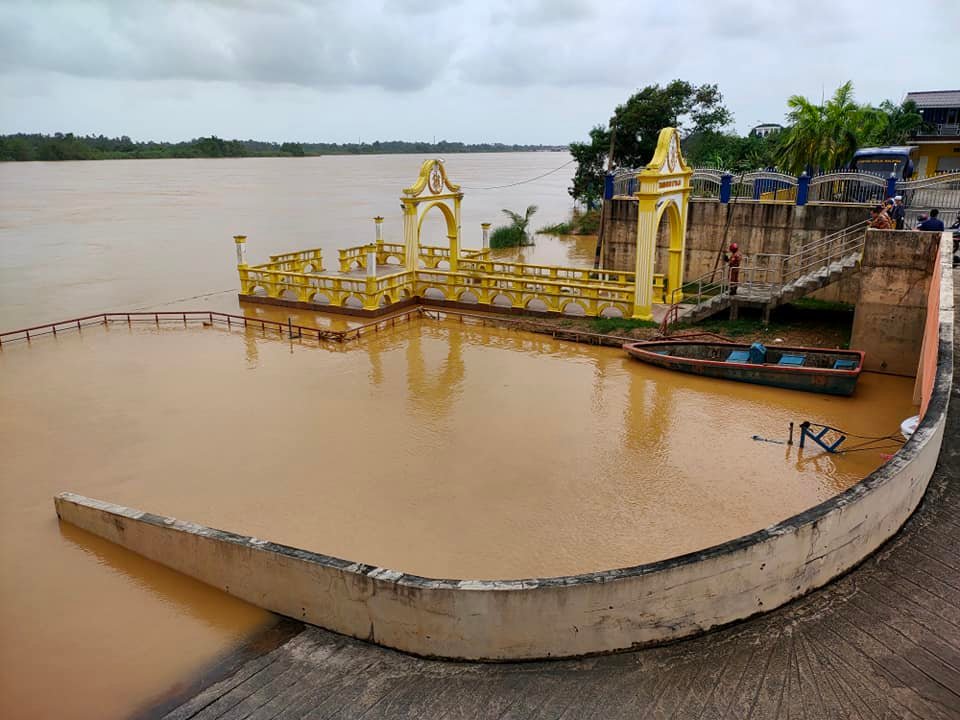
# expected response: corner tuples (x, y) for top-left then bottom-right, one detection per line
(0, 133), (565, 162)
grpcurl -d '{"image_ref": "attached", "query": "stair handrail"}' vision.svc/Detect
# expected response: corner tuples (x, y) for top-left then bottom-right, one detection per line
(780, 220), (868, 287)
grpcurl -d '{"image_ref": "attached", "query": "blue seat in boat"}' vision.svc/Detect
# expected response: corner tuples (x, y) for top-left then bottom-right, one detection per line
(726, 350), (751, 363)
(833, 358), (858, 370)
(778, 354), (806, 366)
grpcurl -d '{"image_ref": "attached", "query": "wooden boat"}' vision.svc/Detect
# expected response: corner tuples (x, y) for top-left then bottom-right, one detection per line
(623, 340), (864, 396)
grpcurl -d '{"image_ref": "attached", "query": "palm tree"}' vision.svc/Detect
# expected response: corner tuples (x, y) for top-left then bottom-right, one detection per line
(501, 205), (538, 245)
(777, 81), (872, 174)
(875, 100), (923, 145)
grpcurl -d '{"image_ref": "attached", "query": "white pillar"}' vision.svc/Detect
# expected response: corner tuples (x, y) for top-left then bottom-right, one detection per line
(374, 216), (384, 244)
(233, 235), (247, 266)
(367, 249), (377, 278)
(481, 223), (491, 249)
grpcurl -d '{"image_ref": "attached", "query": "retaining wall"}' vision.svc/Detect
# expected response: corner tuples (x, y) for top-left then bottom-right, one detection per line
(851, 229), (943, 375)
(600, 199), (871, 304)
(54, 234), (953, 660)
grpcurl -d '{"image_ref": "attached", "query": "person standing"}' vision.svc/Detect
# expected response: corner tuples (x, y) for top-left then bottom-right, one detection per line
(891, 195), (906, 230)
(868, 204), (893, 230)
(918, 208), (945, 232)
(723, 242), (742, 296)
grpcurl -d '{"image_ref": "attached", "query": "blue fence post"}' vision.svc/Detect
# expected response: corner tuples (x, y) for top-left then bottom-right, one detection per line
(886, 174), (897, 200)
(719, 173), (732, 203)
(603, 173), (614, 200)
(796, 172), (810, 206)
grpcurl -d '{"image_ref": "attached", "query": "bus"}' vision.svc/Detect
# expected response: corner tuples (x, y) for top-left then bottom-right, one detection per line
(849, 146), (919, 179)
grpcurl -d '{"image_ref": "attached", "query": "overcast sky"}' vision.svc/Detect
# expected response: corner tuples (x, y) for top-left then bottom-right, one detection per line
(0, 0), (956, 145)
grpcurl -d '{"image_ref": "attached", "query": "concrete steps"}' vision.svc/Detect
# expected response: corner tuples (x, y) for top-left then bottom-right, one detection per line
(680, 250), (861, 322)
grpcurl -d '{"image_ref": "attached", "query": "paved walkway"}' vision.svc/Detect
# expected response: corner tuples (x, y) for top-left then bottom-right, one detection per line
(146, 292), (960, 720)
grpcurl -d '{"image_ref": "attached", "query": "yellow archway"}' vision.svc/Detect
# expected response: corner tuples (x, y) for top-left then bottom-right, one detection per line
(416, 200), (459, 267)
(631, 128), (692, 320)
(401, 160), (463, 272)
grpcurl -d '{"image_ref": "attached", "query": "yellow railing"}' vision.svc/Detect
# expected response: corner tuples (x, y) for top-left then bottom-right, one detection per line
(337, 243), (491, 272)
(260, 248), (324, 273)
(242, 249), (658, 318)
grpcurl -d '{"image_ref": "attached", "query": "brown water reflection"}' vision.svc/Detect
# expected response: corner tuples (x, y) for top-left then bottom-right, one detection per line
(0, 155), (917, 720)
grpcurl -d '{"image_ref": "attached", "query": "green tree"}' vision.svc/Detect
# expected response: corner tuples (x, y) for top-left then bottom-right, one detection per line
(568, 126), (609, 209)
(280, 142), (305, 156)
(871, 100), (923, 145)
(568, 80), (732, 205)
(777, 81), (882, 174)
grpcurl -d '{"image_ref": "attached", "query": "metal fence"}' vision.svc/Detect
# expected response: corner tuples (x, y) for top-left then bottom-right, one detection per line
(608, 166), (960, 222)
(807, 171), (887, 205)
(897, 173), (960, 227)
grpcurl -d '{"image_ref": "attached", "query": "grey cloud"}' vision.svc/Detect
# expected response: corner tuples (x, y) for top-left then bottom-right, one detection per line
(0, 0), (456, 91)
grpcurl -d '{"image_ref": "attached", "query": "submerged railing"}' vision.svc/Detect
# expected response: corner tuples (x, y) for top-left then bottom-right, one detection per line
(0, 306), (663, 350)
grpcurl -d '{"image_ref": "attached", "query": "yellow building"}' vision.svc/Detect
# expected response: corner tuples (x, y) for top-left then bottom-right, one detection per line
(905, 90), (960, 177)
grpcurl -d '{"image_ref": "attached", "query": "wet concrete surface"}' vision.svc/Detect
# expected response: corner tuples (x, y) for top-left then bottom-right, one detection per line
(145, 288), (960, 720)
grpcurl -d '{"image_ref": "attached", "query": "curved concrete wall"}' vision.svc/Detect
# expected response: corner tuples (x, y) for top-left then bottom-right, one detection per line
(54, 235), (955, 661)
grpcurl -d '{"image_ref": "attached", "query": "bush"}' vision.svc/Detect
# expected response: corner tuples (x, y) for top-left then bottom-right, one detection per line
(489, 225), (529, 248)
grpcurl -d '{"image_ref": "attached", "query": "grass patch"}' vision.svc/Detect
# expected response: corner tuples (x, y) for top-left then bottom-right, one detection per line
(538, 209), (600, 236)
(590, 317), (659, 333)
(676, 318), (768, 337)
(539, 221), (575, 234)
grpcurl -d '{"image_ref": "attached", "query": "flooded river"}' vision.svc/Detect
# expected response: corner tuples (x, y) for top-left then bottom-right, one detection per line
(0, 156), (918, 719)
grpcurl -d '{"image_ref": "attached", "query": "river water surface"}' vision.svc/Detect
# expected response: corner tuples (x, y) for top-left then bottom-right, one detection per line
(0, 155), (917, 719)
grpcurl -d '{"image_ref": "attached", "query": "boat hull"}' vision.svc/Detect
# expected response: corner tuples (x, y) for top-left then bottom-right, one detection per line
(624, 341), (863, 396)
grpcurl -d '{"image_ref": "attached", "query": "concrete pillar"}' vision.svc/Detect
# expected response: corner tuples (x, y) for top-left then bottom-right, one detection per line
(233, 235), (248, 266)
(719, 174), (732, 204)
(796, 173), (810, 206)
(374, 216), (384, 244)
(367, 249), (377, 278)
(481, 223), (491, 249)
(850, 229), (940, 375)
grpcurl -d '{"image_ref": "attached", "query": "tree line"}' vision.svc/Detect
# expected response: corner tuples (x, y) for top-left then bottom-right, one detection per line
(569, 80), (924, 207)
(0, 133), (563, 162)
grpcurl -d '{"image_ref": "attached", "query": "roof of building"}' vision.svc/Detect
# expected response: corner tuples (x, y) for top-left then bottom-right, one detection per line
(752, 123), (783, 129)
(905, 90), (960, 108)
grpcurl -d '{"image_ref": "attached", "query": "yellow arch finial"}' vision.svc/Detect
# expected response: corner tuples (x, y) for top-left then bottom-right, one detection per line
(402, 159), (461, 196)
(644, 128), (691, 175)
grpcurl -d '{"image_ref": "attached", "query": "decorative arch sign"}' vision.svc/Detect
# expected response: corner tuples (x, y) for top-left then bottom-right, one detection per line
(401, 159), (463, 272)
(631, 128), (693, 319)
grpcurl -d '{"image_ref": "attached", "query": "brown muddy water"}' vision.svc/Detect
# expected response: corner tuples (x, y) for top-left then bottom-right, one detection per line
(0, 156), (917, 719)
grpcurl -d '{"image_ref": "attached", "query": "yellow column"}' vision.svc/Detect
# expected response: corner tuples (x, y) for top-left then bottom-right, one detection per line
(402, 201), (418, 273)
(632, 197), (658, 320)
(449, 195), (462, 272)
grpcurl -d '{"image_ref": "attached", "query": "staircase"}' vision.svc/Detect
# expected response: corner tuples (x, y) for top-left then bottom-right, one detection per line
(668, 221), (868, 325)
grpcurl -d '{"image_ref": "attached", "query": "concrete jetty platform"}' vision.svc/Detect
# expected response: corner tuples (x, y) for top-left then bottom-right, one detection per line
(140, 299), (960, 720)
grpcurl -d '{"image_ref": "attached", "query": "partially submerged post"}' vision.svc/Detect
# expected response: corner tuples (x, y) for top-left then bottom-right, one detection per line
(233, 235), (247, 267)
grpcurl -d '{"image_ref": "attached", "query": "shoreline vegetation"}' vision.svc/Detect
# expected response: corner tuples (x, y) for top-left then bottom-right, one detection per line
(538, 208), (600, 236)
(0, 133), (565, 162)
